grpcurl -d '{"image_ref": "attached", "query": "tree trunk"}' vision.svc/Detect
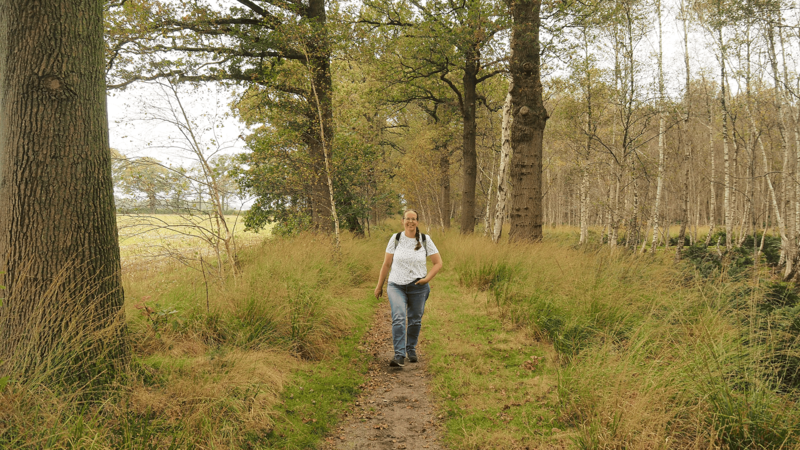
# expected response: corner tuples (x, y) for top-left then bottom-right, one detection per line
(0, 0), (126, 372)
(580, 30), (592, 246)
(705, 92), (717, 246)
(483, 151), (496, 237)
(579, 163), (590, 245)
(650, 0), (665, 254)
(440, 146), (451, 229)
(307, 0), (333, 233)
(459, 53), (479, 234)
(676, 0), (691, 260)
(493, 92), (513, 243)
(717, 28), (733, 251)
(507, 0), (547, 242)
(767, 19), (794, 278)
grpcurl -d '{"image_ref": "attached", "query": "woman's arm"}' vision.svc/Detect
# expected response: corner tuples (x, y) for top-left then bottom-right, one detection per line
(416, 253), (443, 285)
(374, 252), (394, 298)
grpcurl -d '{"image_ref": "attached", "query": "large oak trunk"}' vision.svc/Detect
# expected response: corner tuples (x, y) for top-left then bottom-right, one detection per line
(0, 0), (126, 371)
(440, 147), (452, 229)
(459, 56), (479, 234)
(507, 0), (547, 242)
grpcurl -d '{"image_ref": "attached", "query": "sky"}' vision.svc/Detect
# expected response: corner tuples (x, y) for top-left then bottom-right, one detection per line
(107, 83), (249, 166)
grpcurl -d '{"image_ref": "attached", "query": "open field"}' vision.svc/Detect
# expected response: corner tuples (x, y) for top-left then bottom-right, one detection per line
(117, 213), (271, 269)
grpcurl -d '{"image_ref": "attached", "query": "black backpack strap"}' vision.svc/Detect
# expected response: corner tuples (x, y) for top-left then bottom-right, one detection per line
(395, 232), (429, 257)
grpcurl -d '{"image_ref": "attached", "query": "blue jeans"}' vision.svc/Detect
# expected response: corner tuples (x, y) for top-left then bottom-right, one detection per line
(387, 281), (430, 358)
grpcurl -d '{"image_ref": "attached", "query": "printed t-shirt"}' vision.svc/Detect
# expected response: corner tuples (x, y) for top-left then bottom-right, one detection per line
(385, 232), (439, 285)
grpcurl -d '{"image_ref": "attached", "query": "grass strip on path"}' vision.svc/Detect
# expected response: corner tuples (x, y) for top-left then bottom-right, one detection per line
(262, 293), (380, 449)
(422, 266), (573, 449)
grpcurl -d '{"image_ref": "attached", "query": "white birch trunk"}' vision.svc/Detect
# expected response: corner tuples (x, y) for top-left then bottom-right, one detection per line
(492, 92), (513, 243)
(705, 92), (717, 246)
(767, 19), (793, 277)
(651, 0), (666, 254)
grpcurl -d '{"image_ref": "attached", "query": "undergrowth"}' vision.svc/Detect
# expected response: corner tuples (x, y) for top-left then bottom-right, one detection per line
(449, 229), (800, 449)
(5, 223), (800, 449)
(0, 232), (379, 449)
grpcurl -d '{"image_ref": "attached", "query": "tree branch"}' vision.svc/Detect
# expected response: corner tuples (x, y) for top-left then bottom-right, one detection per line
(234, 0), (269, 17)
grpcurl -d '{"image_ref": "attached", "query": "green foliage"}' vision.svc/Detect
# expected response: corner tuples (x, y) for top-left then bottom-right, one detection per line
(236, 98), (392, 235)
(740, 232), (783, 266)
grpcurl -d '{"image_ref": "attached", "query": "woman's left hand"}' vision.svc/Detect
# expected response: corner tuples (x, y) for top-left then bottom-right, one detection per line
(414, 278), (430, 285)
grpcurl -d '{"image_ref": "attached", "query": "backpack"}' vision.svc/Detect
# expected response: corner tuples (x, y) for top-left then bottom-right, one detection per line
(394, 232), (428, 256)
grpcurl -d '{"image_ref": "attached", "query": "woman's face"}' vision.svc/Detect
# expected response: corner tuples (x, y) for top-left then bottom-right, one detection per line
(403, 211), (418, 234)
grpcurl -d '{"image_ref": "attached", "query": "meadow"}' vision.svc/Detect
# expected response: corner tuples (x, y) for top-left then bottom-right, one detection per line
(1, 219), (799, 449)
(116, 214), (268, 269)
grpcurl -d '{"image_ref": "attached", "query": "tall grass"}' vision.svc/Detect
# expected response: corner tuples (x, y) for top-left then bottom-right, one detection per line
(1, 232), (379, 449)
(447, 230), (800, 448)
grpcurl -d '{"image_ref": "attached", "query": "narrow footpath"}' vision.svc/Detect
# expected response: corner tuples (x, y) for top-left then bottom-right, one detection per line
(323, 299), (446, 450)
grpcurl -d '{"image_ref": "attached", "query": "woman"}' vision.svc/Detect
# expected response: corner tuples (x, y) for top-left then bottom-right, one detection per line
(374, 210), (443, 367)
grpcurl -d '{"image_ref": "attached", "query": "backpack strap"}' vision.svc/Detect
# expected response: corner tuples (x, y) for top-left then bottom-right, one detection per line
(394, 232), (428, 257)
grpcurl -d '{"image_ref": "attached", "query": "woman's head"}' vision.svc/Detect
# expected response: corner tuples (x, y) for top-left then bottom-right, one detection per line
(403, 209), (423, 250)
(403, 209), (419, 228)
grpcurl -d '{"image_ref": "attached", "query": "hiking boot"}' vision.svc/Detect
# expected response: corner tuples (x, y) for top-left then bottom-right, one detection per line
(389, 355), (405, 367)
(407, 350), (418, 363)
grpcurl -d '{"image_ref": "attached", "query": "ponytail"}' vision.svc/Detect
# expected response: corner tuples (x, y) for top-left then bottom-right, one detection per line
(414, 228), (422, 251)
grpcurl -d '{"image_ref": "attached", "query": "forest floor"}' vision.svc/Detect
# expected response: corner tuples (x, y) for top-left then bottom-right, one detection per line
(323, 300), (447, 450)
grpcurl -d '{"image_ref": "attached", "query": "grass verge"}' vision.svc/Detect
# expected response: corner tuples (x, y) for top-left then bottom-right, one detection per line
(0, 232), (379, 449)
(424, 228), (800, 449)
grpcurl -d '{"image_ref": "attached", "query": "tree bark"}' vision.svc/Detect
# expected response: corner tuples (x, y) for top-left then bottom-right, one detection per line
(676, 0), (691, 260)
(651, 0), (665, 254)
(493, 92), (513, 243)
(705, 88), (717, 246)
(459, 53), (479, 234)
(307, 0), (334, 233)
(580, 30), (592, 246)
(766, 18), (794, 278)
(507, 0), (547, 242)
(483, 151), (497, 237)
(0, 0), (126, 372)
(440, 146), (451, 229)
(716, 27), (733, 251)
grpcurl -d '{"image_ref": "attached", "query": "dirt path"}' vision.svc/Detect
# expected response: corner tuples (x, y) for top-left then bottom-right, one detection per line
(323, 299), (447, 450)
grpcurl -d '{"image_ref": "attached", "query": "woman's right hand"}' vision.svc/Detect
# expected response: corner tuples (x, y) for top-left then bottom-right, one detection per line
(374, 286), (383, 299)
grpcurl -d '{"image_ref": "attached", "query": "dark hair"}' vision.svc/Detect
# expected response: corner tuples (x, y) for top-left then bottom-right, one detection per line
(403, 209), (422, 251)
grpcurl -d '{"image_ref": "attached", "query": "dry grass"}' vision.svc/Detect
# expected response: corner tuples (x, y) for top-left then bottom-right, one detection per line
(429, 228), (800, 449)
(0, 230), (380, 449)
(6, 220), (798, 449)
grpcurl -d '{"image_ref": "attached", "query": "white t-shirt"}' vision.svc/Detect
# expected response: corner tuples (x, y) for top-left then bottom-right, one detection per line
(385, 232), (439, 285)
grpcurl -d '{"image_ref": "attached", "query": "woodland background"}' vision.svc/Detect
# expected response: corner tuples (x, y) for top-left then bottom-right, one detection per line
(106, 0), (800, 274)
(3, 0), (800, 448)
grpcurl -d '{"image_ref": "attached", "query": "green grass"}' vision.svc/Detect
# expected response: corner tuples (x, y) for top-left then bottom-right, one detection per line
(263, 295), (377, 448)
(423, 283), (568, 448)
(0, 231), (381, 449)
(5, 223), (800, 449)
(439, 229), (800, 448)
